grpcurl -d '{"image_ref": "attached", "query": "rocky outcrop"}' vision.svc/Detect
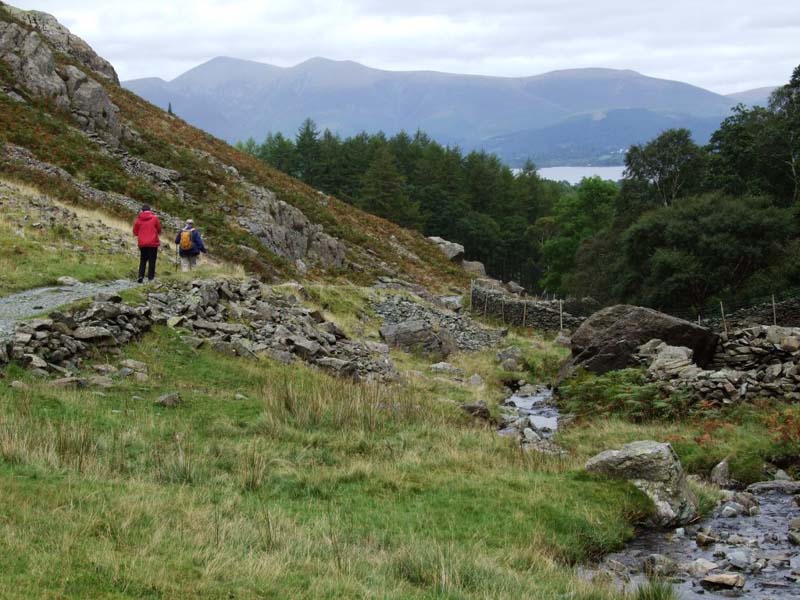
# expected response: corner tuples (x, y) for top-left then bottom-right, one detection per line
(427, 235), (487, 278)
(586, 440), (698, 528)
(1, 3), (119, 83)
(0, 14), (123, 144)
(461, 260), (486, 277)
(60, 65), (122, 139)
(566, 305), (718, 375)
(239, 182), (347, 269)
(0, 20), (67, 106)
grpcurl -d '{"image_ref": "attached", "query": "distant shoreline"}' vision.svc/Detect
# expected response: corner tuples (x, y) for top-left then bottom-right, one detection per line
(536, 165), (626, 184)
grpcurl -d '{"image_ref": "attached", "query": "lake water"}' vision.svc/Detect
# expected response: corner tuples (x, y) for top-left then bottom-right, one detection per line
(537, 166), (625, 184)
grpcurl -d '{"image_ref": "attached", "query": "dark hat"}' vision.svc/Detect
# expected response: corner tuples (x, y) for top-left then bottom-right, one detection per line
(141, 204), (151, 212)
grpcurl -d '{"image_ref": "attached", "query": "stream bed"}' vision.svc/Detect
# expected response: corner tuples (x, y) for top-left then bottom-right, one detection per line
(496, 385), (799, 598)
(585, 481), (800, 598)
(498, 384), (567, 454)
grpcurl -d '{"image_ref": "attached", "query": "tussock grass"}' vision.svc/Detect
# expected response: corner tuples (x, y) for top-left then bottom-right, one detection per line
(0, 327), (652, 598)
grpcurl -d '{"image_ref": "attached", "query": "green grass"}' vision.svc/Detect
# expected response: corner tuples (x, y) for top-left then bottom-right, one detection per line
(0, 327), (656, 599)
(0, 207), (133, 294)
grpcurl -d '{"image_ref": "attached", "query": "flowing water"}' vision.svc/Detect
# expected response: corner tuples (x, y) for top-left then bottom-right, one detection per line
(584, 481), (800, 597)
(498, 385), (566, 453)
(498, 385), (799, 597)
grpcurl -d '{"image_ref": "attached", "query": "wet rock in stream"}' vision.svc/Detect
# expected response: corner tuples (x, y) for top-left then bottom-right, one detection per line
(497, 385), (568, 455)
(585, 480), (800, 598)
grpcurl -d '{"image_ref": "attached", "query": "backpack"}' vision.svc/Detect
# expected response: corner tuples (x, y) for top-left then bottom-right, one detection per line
(179, 229), (194, 252)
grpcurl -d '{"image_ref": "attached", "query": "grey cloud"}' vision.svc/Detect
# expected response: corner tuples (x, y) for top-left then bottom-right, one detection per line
(10, 0), (798, 93)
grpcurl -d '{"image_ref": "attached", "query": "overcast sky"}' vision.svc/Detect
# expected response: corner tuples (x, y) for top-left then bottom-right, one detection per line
(12, 0), (798, 93)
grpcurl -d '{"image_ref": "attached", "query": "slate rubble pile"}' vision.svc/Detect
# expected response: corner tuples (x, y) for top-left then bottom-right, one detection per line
(373, 293), (504, 353)
(0, 279), (398, 382)
(147, 279), (397, 381)
(637, 325), (800, 402)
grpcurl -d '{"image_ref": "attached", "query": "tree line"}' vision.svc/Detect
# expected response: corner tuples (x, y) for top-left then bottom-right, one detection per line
(238, 64), (800, 317)
(237, 123), (571, 287)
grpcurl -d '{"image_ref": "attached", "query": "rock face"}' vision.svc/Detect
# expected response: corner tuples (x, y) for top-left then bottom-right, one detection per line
(1, 3), (119, 83)
(567, 305), (718, 375)
(0, 15), (124, 144)
(237, 180), (347, 269)
(586, 441), (698, 528)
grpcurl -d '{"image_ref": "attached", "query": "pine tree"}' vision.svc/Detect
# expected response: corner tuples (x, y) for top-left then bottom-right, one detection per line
(167, 102), (173, 116)
(294, 118), (321, 184)
(357, 147), (422, 229)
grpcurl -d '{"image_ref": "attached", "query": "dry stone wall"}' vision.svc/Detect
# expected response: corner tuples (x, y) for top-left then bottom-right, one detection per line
(637, 325), (800, 403)
(469, 283), (584, 331)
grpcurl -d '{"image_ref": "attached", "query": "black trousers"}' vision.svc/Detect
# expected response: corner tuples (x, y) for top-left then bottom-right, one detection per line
(138, 247), (158, 281)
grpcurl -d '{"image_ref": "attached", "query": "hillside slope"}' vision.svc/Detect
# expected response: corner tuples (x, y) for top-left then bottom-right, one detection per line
(124, 56), (737, 165)
(0, 2), (466, 292)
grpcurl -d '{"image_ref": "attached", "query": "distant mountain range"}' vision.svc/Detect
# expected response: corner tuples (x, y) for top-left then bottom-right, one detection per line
(124, 57), (777, 167)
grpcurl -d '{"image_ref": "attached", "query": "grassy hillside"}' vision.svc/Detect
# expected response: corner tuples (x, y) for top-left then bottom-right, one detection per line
(0, 328), (649, 599)
(0, 2), (467, 292)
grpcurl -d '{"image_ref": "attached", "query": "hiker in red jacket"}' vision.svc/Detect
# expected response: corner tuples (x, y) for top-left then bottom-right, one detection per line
(132, 204), (162, 283)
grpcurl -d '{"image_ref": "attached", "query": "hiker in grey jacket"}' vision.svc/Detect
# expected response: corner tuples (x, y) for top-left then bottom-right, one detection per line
(174, 219), (207, 272)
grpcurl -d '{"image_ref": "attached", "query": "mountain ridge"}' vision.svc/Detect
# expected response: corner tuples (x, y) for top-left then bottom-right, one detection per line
(124, 56), (757, 165)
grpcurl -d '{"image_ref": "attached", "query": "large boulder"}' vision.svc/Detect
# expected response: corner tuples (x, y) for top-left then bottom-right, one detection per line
(566, 305), (718, 375)
(427, 236), (465, 262)
(586, 441), (698, 528)
(379, 320), (457, 360)
(462, 260), (486, 277)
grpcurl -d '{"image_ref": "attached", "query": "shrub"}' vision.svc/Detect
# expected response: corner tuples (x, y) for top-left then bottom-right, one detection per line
(86, 166), (127, 192)
(560, 369), (691, 422)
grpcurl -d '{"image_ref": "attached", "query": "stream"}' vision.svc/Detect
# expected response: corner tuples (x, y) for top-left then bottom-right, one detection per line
(498, 384), (566, 454)
(585, 481), (800, 598)
(497, 386), (800, 598)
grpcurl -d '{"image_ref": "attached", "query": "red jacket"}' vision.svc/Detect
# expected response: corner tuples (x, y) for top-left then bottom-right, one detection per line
(133, 211), (162, 248)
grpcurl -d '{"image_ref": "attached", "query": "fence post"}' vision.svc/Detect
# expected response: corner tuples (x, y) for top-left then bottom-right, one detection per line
(469, 280), (474, 313)
(772, 294), (777, 326)
(501, 299), (505, 324)
(483, 294), (488, 319)
(522, 294), (528, 328)
(719, 300), (728, 337)
(559, 299), (564, 331)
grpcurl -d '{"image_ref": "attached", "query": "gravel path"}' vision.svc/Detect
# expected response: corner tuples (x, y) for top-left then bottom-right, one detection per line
(0, 279), (138, 338)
